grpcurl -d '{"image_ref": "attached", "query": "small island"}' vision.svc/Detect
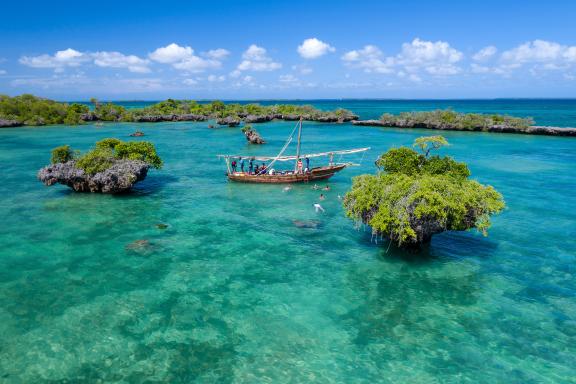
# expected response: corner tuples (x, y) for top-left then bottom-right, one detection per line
(353, 109), (576, 136)
(241, 124), (265, 144)
(0, 94), (358, 127)
(343, 135), (506, 249)
(38, 138), (163, 193)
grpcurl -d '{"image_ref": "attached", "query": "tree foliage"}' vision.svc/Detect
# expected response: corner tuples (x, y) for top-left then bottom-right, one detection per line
(50, 145), (76, 164)
(0, 94), (358, 126)
(413, 135), (448, 157)
(76, 147), (115, 175)
(379, 109), (533, 131)
(0, 94), (70, 125)
(344, 136), (505, 248)
(114, 141), (163, 169)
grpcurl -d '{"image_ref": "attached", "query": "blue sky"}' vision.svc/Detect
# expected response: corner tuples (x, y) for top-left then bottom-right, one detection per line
(1, 0), (576, 100)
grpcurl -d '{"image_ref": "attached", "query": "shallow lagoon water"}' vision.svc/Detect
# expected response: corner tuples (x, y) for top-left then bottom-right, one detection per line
(0, 102), (575, 383)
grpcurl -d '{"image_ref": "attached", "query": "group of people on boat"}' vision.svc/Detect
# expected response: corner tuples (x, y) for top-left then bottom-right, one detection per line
(230, 156), (311, 176)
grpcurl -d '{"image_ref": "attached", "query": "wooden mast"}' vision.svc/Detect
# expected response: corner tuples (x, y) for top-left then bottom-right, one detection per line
(294, 116), (303, 172)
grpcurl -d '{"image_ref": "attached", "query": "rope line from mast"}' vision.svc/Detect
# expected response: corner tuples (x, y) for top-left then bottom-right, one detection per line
(256, 120), (300, 175)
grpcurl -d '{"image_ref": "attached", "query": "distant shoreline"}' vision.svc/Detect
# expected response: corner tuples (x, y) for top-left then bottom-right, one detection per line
(352, 119), (576, 137)
(1, 95), (575, 137)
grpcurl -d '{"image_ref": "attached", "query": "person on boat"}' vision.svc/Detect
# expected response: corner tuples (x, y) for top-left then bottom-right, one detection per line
(297, 159), (303, 174)
(240, 157), (245, 173)
(254, 165), (259, 174)
(231, 160), (237, 173)
(305, 157), (310, 172)
(249, 158), (254, 174)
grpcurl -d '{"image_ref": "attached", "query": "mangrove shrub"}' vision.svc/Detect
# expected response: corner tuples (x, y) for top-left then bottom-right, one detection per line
(50, 145), (76, 164)
(344, 136), (505, 249)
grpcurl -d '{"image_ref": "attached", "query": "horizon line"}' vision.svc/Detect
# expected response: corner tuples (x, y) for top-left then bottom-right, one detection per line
(61, 97), (576, 103)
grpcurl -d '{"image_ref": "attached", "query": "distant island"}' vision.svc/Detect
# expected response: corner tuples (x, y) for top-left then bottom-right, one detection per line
(0, 94), (358, 127)
(353, 110), (576, 137)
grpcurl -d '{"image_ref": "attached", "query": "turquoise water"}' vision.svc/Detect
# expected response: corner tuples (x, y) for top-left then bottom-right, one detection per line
(1, 100), (575, 383)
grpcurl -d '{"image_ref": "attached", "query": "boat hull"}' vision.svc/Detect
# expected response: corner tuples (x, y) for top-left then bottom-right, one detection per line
(227, 164), (347, 183)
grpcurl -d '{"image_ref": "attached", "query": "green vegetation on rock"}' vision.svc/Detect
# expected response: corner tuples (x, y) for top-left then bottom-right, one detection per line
(344, 135), (505, 249)
(56, 138), (163, 175)
(379, 109), (533, 131)
(50, 145), (76, 164)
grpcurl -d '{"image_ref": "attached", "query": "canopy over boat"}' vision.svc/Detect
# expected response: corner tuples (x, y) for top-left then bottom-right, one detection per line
(217, 147), (370, 162)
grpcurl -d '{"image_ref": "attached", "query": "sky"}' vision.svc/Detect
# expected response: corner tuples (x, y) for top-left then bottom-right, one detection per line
(1, 0), (576, 100)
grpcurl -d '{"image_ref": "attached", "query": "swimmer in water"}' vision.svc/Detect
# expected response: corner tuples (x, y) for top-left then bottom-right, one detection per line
(311, 184), (319, 190)
(283, 186), (292, 192)
(314, 203), (325, 213)
(319, 194), (325, 201)
(324, 185), (330, 191)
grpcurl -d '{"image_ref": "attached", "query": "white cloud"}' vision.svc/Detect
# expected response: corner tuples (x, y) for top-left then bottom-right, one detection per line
(342, 39), (463, 78)
(501, 40), (576, 64)
(172, 56), (222, 72)
(232, 75), (256, 87)
(398, 38), (463, 64)
(19, 48), (89, 70)
(229, 69), (241, 78)
(20, 48), (150, 73)
(425, 65), (461, 75)
(149, 43), (193, 63)
(473, 46), (497, 61)
(279, 74), (299, 83)
(469, 40), (576, 77)
(292, 64), (313, 75)
(183, 78), (198, 86)
(92, 51), (150, 73)
(149, 43), (225, 72)
(341, 45), (394, 74)
(236, 45), (281, 72)
(297, 38), (335, 59)
(204, 48), (230, 60)
(207, 74), (226, 82)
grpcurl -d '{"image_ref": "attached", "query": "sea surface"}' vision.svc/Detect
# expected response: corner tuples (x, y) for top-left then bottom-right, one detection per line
(0, 100), (575, 383)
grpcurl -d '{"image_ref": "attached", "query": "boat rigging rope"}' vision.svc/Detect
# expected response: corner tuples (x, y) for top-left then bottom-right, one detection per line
(359, 150), (366, 165)
(256, 120), (300, 174)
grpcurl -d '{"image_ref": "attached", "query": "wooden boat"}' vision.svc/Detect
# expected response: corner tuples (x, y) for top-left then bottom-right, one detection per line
(218, 118), (369, 184)
(227, 164), (347, 183)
